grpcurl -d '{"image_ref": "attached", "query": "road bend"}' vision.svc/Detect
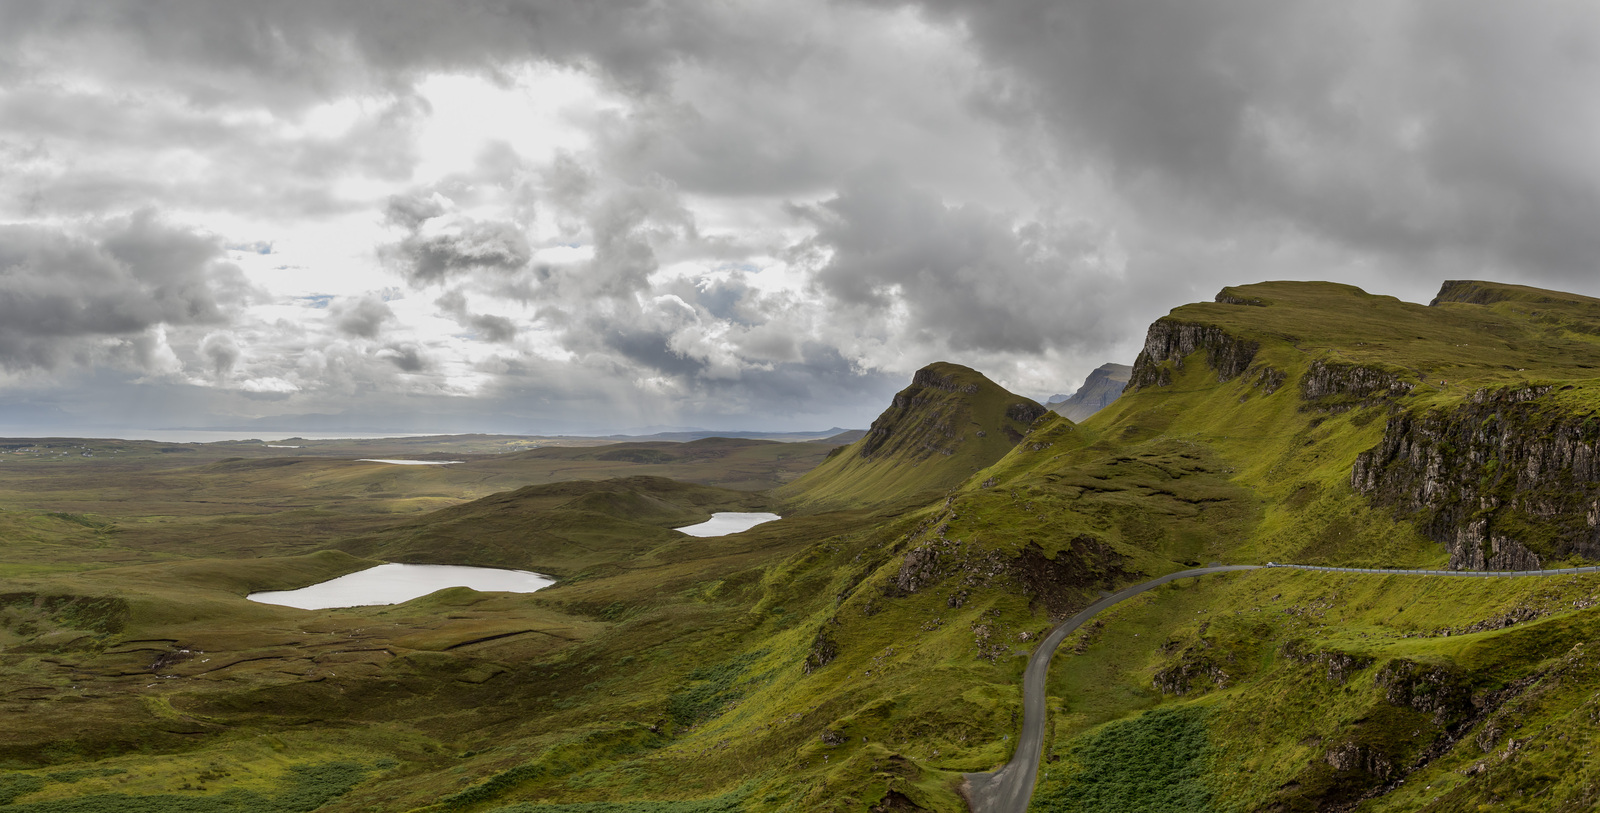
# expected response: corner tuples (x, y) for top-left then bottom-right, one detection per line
(963, 561), (1600, 813)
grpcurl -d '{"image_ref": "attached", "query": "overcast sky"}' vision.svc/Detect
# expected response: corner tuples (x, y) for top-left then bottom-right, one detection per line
(4, 1), (1600, 436)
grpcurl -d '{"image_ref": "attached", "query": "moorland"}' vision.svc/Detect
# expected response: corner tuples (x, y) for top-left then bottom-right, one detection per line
(6, 280), (1600, 812)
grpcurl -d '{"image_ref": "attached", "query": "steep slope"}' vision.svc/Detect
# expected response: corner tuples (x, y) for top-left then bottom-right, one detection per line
(1124, 280), (1600, 570)
(898, 279), (1600, 812)
(1046, 362), (1132, 422)
(776, 362), (1047, 510)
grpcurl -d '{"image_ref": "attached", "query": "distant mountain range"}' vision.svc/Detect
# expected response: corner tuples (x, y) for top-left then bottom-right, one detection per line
(1046, 362), (1133, 421)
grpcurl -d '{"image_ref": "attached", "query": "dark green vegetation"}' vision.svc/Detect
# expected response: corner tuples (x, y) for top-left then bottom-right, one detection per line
(1032, 706), (1211, 813)
(9, 280), (1600, 811)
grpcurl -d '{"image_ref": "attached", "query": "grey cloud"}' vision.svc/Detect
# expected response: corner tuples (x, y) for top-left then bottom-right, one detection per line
(0, 212), (241, 370)
(468, 314), (517, 343)
(602, 325), (708, 378)
(385, 192), (448, 230)
(381, 343), (429, 373)
(0, 80), (427, 221)
(0, 1), (757, 110)
(386, 217), (533, 285)
(796, 173), (1126, 356)
(329, 295), (394, 339)
(435, 289), (518, 343)
(901, 0), (1600, 282)
(585, 182), (696, 298)
(199, 332), (240, 377)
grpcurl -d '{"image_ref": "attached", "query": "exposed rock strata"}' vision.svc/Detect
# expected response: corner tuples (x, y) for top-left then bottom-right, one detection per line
(1152, 648), (1231, 696)
(1129, 319), (1259, 389)
(1376, 659), (1473, 725)
(888, 507), (1132, 620)
(1352, 385), (1600, 568)
(1246, 364), (1287, 396)
(1216, 288), (1268, 307)
(802, 627), (838, 674)
(1300, 360), (1415, 411)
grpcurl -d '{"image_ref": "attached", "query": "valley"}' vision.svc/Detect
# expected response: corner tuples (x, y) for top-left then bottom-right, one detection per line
(6, 280), (1600, 811)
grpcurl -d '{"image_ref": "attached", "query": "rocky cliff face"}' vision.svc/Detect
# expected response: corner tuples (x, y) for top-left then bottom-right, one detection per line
(1128, 319), (1260, 389)
(1300, 360), (1416, 412)
(1352, 385), (1600, 569)
(887, 501), (1132, 620)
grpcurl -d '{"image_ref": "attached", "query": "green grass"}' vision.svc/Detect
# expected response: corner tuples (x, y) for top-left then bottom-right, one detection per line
(1028, 567), (1600, 812)
(1034, 706), (1212, 813)
(0, 761), (372, 812)
(489, 783), (750, 812)
(8, 280), (1600, 811)
(778, 362), (1046, 511)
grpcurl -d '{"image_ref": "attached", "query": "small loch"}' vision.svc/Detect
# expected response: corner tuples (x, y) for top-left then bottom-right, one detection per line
(248, 563), (554, 610)
(675, 512), (781, 537)
(357, 459), (463, 466)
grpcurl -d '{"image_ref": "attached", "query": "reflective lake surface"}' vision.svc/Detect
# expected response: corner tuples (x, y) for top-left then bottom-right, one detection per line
(675, 512), (782, 537)
(356, 459), (463, 465)
(247, 563), (554, 609)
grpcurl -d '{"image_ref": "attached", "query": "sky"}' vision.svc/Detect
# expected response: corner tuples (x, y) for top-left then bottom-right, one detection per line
(5, 1), (1600, 436)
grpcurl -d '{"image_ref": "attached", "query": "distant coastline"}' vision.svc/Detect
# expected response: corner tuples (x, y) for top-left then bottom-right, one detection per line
(0, 429), (440, 443)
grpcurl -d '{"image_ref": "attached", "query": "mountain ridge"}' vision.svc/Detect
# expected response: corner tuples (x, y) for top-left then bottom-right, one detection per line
(1046, 362), (1132, 422)
(775, 361), (1046, 510)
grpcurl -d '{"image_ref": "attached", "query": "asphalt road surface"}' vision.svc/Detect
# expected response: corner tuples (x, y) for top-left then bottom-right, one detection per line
(963, 565), (1261, 813)
(962, 561), (1600, 813)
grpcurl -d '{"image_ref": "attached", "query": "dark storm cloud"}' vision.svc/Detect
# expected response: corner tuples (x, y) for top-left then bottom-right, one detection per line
(603, 326), (709, 378)
(0, 212), (242, 370)
(901, 0), (1600, 282)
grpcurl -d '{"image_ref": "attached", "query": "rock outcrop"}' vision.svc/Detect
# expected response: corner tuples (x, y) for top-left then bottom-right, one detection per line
(887, 503), (1132, 620)
(1300, 360), (1415, 411)
(1281, 640), (1373, 684)
(1129, 319), (1259, 389)
(1352, 384), (1600, 568)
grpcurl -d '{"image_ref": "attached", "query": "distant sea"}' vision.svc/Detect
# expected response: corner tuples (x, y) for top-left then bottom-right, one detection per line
(0, 429), (441, 443)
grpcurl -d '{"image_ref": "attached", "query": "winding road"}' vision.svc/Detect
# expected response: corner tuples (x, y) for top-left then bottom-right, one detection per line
(963, 561), (1600, 813)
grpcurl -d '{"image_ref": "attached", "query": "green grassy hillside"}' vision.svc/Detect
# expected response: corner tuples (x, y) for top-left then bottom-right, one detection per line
(777, 362), (1047, 511)
(8, 280), (1600, 811)
(336, 476), (771, 576)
